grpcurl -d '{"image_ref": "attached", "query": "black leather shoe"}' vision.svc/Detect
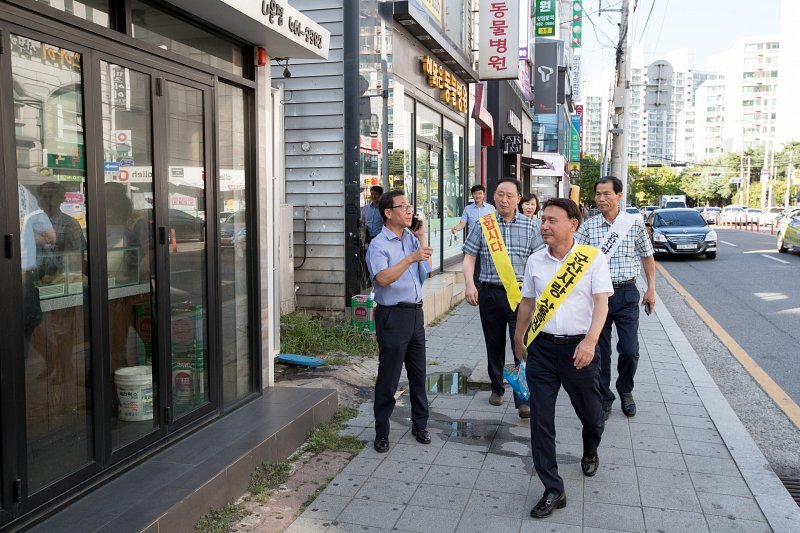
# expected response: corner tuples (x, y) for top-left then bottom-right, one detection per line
(603, 405), (612, 421)
(373, 437), (390, 453)
(620, 393), (636, 417)
(581, 455), (599, 477)
(411, 426), (431, 444)
(530, 490), (566, 518)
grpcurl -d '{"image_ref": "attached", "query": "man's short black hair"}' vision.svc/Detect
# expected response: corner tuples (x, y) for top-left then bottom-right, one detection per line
(370, 185), (384, 195)
(495, 178), (522, 196)
(470, 184), (486, 194)
(542, 198), (583, 225)
(595, 176), (623, 194)
(377, 190), (406, 222)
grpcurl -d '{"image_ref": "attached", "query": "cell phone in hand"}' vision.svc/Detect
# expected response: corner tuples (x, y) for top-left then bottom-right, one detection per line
(644, 302), (652, 316)
(410, 215), (420, 232)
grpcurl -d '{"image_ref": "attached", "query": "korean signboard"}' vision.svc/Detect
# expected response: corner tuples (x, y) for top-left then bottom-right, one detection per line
(575, 104), (584, 159)
(570, 114), (581, 162)
(478, 0), (519, 80)
(572, 1), (583, 48)
(421, 56), (468, 113)
(535, 0), (556, 37)
(571, 55), (581, 102)
(418, 0), (443, 25)
(533, 40), (558, 113)
(520, 0), (531, 59)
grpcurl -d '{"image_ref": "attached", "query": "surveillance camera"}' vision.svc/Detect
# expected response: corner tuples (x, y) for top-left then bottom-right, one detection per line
(283, 65), (292, 78)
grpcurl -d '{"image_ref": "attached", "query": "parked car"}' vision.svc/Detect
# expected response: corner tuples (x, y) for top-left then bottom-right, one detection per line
(645, 208), (717, 259)
(745, 208), (763, 225)
(720, 205), (745, 224)
(641, 205), (660, 218)
(625, 206), (643, 222)
(776, 208), (800, 253)
(758, 206), (785, 227)
(700, 207), (721, 225)
(142, 208), (206, 242)
(219, 210), (247, 248)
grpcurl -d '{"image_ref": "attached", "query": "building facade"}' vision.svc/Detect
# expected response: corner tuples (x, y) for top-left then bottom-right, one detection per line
(0, 0), (328, 527)
(583, 95), (603, 159)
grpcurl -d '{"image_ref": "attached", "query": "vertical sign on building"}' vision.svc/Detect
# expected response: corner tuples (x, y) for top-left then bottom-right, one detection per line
(575, 104), (584, 159)
(533, 40), (558, 113)
(520, 0), (531, 59)
(478, 0), (519, 80)
(418, 0), (443, 25)
(535, 0), (556, 36)
(572, 1), (583, 48)
(570, 114), (581, 162)
(571, 55), (581, 102)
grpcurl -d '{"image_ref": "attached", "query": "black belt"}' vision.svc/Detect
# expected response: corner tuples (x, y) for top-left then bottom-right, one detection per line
(538, 332), (586, 345)
(481, 282), (519, 289)
(612, 278), (636, 289)
(383, 302), (423, 309)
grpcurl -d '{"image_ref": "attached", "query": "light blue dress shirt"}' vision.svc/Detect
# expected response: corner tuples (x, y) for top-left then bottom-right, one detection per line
(461, 202), (496, 228)
(361, 203), (384, 238)
(366, 225), (430, 306)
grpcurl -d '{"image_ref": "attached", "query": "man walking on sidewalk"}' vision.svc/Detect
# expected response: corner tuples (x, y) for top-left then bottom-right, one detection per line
(515, 198), (612, 518)
(366, 191), (433, 454)
(576, 176), (656, 419)
(462, 178), (544, 418)
(451, 184), (496, 288)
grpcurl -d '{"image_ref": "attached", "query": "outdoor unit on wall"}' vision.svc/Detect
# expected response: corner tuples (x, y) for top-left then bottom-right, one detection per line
(278, 204), (296, 315)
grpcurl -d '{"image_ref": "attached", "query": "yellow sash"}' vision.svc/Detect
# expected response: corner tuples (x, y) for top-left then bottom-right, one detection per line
(480, 212), (522, 310)
(525, 244), (600, 346)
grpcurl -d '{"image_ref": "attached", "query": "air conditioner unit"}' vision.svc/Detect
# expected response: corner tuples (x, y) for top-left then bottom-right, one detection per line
(278, 204), (296, 315)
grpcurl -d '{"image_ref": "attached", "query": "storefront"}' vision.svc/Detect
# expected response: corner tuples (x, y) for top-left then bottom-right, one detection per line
(0, 0), (327, 527)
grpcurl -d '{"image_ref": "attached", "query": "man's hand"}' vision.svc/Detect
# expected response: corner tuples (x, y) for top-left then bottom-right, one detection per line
(413, 214), (427, 241)
(465, 284), (479, 306)
(573, 338), (597, 369)
(641, 288), (656, 312)
(515, 338), (528, 362)
(410, 246), (433, 263)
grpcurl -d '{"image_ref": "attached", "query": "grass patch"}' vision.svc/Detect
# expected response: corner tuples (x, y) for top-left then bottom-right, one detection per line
(427, 304), (456, 327)
(305, 406), (365, 455)
(427, 360), (440, 366)
(195, 503), (249, 533)
(280, 312), (377, 362)
(249, 462), (292, 502)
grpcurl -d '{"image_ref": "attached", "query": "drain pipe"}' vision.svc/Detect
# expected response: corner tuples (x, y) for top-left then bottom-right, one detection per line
(295, 204), (310, 269)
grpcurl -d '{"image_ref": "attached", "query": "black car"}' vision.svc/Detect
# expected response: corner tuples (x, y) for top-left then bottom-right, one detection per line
(645, 208), (718, 260)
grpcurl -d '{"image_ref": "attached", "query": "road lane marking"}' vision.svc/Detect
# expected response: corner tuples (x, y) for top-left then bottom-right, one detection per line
(743, 249), (778, 254)
(760, 254), (790, 264)
(656, 262), (800, 430)
(719, 240), (737, 247)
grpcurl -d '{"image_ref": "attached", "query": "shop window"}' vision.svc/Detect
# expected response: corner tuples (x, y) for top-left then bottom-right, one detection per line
(442, 119), (464, 264)
(388, 91), (414, 195)
(218, 83), (253, 406)
(130, 0), (245, 77)
(33, 0), (110, 27)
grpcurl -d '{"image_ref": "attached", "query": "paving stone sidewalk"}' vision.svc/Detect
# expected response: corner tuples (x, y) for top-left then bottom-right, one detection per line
(288, 299), (800, 532)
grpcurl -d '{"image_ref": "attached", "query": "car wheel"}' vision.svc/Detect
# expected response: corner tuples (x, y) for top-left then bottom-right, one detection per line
(777, 233), (788, 253)
(705, 251), (716, 260)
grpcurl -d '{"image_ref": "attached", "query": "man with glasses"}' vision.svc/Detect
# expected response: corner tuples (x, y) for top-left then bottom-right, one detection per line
(462, 179), (544, 418)
(366, 191), (433, 453)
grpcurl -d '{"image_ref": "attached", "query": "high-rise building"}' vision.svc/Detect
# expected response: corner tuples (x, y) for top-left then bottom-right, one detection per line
(583, 96), (603, 158)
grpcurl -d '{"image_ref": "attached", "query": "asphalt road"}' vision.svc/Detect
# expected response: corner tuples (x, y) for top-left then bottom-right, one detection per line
(656, 226), (800, 404)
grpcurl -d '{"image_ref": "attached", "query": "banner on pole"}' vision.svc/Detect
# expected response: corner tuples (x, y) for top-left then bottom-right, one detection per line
(572, 1), (583, 48)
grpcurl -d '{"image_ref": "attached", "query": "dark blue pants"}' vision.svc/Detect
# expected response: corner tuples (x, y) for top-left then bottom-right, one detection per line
(478, 284), (527, 408)
(526, 336), (604, 494)
(597, 284), (640, 409)
(374, 305), (429, 439)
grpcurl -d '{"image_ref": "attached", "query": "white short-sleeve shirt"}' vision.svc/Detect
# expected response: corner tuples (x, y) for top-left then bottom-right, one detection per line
(521, 241), (614, 335)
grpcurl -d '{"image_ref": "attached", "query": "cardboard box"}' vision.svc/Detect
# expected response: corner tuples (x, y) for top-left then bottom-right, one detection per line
(351, 294), (375, 333)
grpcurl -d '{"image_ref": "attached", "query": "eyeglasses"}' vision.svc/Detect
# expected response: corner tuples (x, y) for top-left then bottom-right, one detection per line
(390, 204), (414, 212)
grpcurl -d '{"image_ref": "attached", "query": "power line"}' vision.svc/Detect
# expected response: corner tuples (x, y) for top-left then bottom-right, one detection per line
(637, 0), (657, 44)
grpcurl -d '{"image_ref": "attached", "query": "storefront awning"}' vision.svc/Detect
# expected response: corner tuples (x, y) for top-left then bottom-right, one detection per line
(165, 0), (330, 60)
(528, 153), (568, 177)
(521, 156), (555, 171)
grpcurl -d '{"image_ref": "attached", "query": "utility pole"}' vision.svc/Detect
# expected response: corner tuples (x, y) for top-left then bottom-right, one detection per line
(609, 0), (633, 204)
(746, 156), (751, 207)
(786, 152), (794, 208)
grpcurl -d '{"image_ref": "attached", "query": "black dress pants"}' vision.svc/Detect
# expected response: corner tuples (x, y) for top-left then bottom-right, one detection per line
(478, 283), (526, 408)
(374, 305), (429, 439)
(597, 284), (640, 409)
(526, 336), (605, 494)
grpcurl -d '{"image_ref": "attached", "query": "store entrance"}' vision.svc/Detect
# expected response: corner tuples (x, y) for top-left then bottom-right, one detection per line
(415, 142), (442, 272)
(0, 28), (216, 521)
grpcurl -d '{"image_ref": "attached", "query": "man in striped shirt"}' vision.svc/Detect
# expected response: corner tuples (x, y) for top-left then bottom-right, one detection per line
(575, 177), (655, 419)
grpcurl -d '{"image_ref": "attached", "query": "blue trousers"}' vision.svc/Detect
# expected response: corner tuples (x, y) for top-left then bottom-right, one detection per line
(374, 305), (429, 439)
(597, 284), (640, 408)
(526, 336), (605, 494)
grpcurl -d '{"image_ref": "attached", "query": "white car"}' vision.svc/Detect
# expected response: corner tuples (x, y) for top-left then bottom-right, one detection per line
(720, 206), (745, 224)
(700, 207), (721, 225)
(745, 208), (763, 225)
(625, 206), (643, 222)
(758, 207), (785, 227)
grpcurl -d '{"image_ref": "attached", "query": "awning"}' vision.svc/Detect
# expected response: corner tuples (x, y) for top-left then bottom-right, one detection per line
(528, 153), (568, 177)
(165, 0), (330, 60)
(521, 156), (555, 171)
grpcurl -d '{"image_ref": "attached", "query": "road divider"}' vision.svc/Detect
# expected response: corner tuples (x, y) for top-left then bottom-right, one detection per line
(656, 262), (800, 430)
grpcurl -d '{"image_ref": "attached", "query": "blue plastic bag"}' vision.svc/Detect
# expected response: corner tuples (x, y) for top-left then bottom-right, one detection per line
(503, 360), (530, 401)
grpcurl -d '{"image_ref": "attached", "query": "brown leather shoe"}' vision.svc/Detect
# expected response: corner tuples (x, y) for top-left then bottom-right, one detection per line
(621, 393), (636, 417)
(518, 404), (531, 418)
(489, 392), (504, 406)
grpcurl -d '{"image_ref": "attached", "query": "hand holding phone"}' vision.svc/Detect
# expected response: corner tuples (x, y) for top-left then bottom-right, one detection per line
(644, 302), (652, 316)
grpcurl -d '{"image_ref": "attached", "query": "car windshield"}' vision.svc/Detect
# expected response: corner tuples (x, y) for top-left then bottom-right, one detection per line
(653, 211), (706, 227)
(747, 209), (761, 214)
(707, 208), (720, 212)
(725, 207), (743, 213)
(664, 201), (684, 208)
(626, 208), (639, 214)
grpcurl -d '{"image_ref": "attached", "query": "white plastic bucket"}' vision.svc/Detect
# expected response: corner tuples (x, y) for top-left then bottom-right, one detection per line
(115, 366), (153, 421)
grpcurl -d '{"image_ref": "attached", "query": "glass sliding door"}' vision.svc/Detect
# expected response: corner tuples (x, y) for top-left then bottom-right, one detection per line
(164, 80), (210, 420)
(442, 120), (465, 264)
(415, 143), (442, 272)
(11, 35), (93, 493)
(100, 61), (159, 451)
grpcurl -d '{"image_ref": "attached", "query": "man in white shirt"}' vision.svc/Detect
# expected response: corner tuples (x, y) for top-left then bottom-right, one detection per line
(514, 198), (613, 519)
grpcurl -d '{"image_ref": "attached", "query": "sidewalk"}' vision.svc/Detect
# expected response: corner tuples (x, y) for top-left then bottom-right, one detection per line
(287, 296), (800, 532)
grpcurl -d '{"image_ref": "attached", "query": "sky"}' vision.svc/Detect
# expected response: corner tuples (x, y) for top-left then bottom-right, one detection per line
(580, 0), (783, 98)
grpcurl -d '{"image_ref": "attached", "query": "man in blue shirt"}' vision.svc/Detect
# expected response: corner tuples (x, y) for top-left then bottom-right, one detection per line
(361, 185), (384, 245)
(450, 184), (495, 235)
(366, 190), (433, 453)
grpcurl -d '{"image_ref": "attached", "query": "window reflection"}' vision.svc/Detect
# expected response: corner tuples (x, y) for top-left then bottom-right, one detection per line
(33, 0), (110, 27)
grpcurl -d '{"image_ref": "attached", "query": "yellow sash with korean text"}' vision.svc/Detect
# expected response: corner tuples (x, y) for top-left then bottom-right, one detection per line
(480, 212), (522, 310)
(525, 244), (600, 346)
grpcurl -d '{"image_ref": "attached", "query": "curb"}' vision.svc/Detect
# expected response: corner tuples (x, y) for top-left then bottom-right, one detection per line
(655, 293), (800, 532)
